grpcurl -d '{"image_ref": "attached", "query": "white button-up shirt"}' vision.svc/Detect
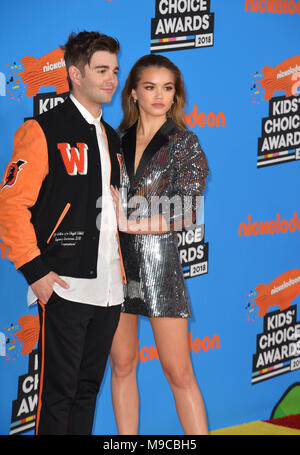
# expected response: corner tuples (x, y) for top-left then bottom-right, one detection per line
(28, 94), (124, 307)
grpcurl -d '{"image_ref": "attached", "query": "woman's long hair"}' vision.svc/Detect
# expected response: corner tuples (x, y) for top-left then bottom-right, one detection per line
(119, 54), (187, 132)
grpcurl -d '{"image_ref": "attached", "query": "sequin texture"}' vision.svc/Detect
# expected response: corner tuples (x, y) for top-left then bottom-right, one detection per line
(119, 120), (208, 318)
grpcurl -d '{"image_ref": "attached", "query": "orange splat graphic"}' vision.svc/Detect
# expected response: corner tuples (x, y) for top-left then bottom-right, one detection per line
(259, 55), (300, 100)
(253, 269), (300, 317)
(18, 48), (69, 97)
(14, 314), (40, 355)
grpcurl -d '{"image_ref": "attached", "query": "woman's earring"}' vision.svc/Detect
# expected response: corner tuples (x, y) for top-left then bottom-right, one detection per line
(133, 98), (137, 103)
(168, 100), (175, 113)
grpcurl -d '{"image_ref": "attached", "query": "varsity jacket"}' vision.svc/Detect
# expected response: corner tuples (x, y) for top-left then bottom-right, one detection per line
(0, 97), (126, 285)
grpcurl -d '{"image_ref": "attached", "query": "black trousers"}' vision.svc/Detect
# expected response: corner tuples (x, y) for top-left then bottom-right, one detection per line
(36, 292), (121, 435)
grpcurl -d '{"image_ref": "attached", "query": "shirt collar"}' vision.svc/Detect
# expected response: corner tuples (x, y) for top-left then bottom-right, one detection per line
(70, 93), (102, 125)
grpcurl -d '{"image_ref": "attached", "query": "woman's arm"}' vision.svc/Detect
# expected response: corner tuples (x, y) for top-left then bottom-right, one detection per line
(112, 130), (209, 235)
(111, 185), (169, 234)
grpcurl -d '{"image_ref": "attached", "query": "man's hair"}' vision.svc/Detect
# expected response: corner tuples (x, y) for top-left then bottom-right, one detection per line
(61, 30), (120, 90)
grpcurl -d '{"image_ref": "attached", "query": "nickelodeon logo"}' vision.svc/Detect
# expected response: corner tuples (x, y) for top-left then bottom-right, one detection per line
(245, 0), (300, 14)
(183, 105), (226, 128)
(239, 212), (300, 237)
(138, 331), (220, 363)
(259, 56), (300, 100)
(253, 269), (300, 316)
(18, 48), (69, 98)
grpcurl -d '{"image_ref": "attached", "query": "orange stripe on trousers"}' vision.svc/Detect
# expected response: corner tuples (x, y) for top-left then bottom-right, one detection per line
(35, 301), (45, 435)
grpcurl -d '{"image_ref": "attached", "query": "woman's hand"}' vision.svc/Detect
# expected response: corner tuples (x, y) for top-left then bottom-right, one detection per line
(110, 185), (168, 234)
(110, 185), (129, 232)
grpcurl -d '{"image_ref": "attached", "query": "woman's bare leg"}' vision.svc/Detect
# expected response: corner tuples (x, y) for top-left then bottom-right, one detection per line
(110, 312), (139, 434)
(149, 317), (208, 435)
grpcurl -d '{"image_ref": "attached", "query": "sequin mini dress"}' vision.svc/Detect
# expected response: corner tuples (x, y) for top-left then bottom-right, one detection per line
(119, 119), (208, 318)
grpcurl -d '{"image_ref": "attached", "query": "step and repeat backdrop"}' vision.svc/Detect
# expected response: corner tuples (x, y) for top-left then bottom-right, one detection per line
(0, 0), (300, 435)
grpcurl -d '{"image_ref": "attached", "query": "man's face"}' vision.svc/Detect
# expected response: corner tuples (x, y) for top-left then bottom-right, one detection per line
(75, 50), (119, 108)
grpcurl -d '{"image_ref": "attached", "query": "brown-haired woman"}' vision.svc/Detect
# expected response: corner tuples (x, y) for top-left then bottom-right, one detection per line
(110, 54), (209, 435)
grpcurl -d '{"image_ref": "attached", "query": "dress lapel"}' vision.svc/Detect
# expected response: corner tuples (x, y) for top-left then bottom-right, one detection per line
(122, 118), (179, 189)
(121, 122), (136, 187)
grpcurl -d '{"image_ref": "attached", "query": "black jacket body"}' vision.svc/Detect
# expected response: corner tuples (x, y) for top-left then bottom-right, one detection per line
(19, 97), (121, 285)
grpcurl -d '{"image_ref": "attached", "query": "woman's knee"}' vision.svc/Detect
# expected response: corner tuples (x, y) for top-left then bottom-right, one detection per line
(110, 348), (139, 379)
(163, 363), (195, 390)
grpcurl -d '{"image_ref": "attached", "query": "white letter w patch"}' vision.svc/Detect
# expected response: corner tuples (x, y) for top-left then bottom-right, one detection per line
(57, 143), (88, 175)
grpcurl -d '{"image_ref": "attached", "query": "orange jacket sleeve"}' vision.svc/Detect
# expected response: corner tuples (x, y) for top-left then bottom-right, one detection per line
(0, 120), (49, 278)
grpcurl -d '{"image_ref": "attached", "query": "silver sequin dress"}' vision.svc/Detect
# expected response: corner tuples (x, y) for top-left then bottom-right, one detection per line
(119, 119), (208, 318)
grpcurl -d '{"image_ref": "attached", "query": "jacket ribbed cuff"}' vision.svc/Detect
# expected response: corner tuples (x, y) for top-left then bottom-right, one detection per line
(18, 255), (51, 285)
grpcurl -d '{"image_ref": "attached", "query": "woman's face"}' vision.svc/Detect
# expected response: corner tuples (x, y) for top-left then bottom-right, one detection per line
(131, 66), (176, 120)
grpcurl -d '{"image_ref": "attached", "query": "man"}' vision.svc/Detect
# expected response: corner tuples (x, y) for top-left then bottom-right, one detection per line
(0, 31), (126, 435)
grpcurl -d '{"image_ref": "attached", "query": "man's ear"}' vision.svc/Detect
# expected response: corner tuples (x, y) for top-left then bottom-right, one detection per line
(68, 65), (83, 89)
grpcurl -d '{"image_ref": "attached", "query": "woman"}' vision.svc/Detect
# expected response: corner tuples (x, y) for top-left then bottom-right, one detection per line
(110, 54), (209, 435)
